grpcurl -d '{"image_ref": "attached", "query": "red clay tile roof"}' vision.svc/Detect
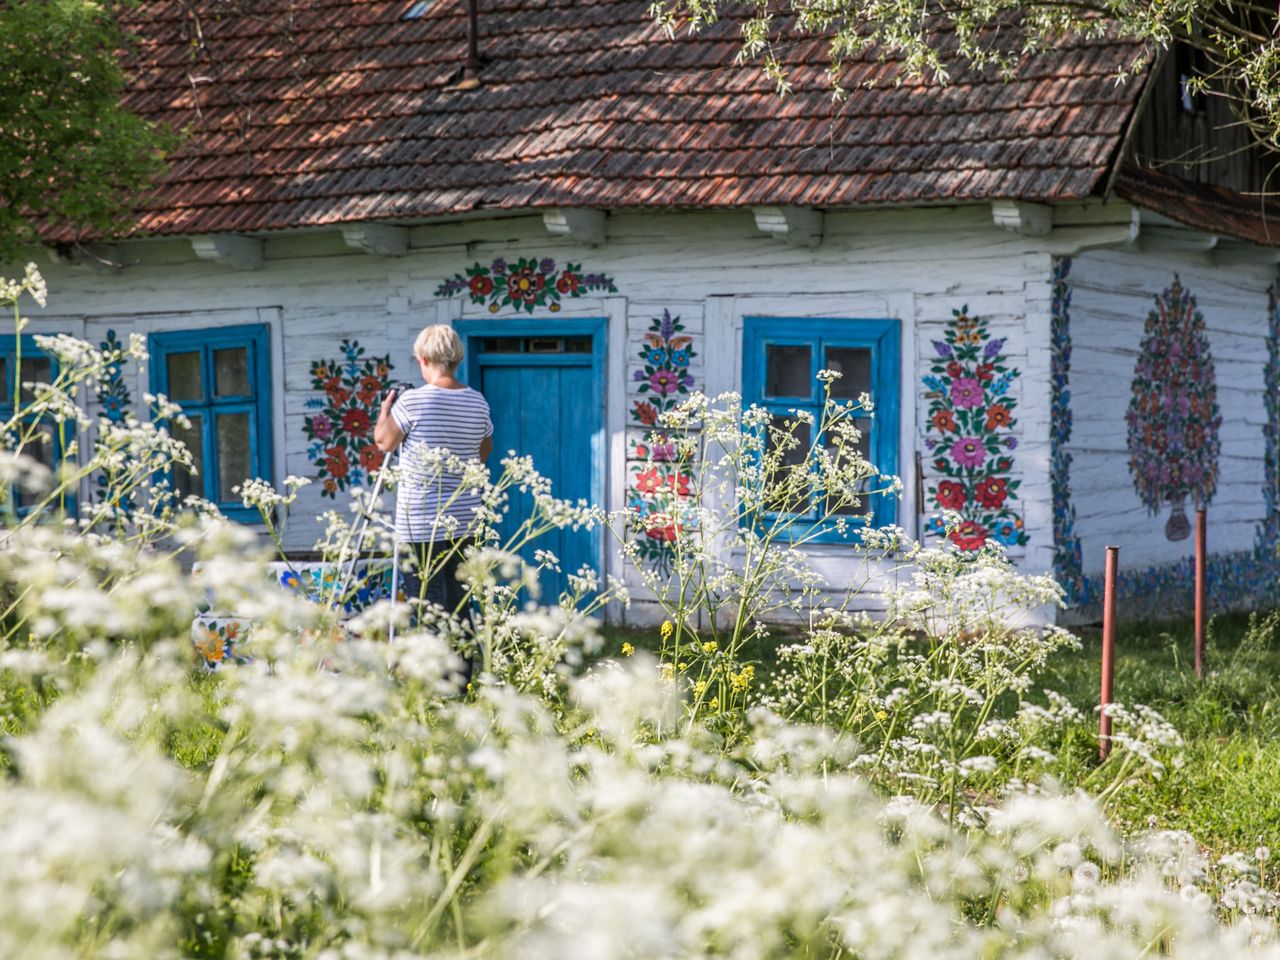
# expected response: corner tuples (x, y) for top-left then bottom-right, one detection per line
(82, 0), (1152, 238)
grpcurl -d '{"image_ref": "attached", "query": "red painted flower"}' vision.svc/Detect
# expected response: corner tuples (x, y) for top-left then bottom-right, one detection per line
(341, 408), (372, 437)
(357, 375), (382, 405)
(469, 273), (495, 298)
(325, 446), (350, 480)
(974, 476), (1008, 509)
(976, 363), (995, 383)
(949, 520), (988, 552)
(634, 468), (663, 495)
(328, 387), (352, 407)
(507, 267), (546, 305)
(646, 517), (679, 542)
(946, 361), (963, 378)
(360, 444), (384, 473)
(556, 270), (581, 295)
(931, 409), (958, 433)
(984, 404), (1012, 431)
(935, 480), (966, 510)
(633, 401), (658, 425)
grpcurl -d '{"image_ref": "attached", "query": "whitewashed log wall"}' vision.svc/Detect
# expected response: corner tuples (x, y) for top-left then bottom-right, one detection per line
(1061, 247), (1278, 618)
(25, 204), (1240, 623)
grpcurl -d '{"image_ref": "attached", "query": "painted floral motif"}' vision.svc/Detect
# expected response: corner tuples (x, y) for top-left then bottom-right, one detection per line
(435, 257), (617, 314)
(192, 617), (252, 670)
(922, 305), (1026, 551)
(97, 328), (131, 423)
(631, 310), (695, 425)
(304, 340), (394, 498)
(1125, 276), (1221, 540)
(1259, 287), (1280, 552)
(627, 459), (695, 577)
(274, 561), (393, 613)
(1049, 258), (1089, 605)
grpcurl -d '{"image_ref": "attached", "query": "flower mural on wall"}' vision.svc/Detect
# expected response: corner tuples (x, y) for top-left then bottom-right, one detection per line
(1125, 275), (1221, 541)
(922, 305), (1026, 551)
(435, 257), (617, 314)
(1259, 286), (1280, 552)
(627, 459), (695, 577)
(632, 310), (695, 425)
(1049, 258), (1089, 605)
(304, 340), (394, 498)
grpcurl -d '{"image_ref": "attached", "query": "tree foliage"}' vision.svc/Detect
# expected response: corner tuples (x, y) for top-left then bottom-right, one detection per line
(0, 0), (173, 262)
(648, 0), (1280, 151)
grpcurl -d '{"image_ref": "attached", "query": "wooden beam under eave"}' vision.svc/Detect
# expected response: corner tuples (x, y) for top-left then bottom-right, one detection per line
(341, 222), (409, 257)
(1137, 226), (1218, 254)
(191, 234), (264, 270)
(542, 208), (607, 246)
(991, 200), (1053, 237)
(751, 206), (823, 248)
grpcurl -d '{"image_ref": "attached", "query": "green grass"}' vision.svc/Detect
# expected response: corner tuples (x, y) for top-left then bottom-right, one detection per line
(1045, 611), (1280, 857)
(608, 611), (1280, 858)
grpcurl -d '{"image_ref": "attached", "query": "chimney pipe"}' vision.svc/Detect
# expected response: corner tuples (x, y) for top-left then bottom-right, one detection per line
(456, 0), (481, 89)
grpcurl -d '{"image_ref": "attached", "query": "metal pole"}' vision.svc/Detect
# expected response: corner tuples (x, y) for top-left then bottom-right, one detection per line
(1099, 545), (1118, 762)
(1194, 508), (1206, 679)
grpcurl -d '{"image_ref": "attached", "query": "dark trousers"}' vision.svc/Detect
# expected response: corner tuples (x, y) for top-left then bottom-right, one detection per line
(400, 538), (477, 687)
(400, 538), (472, 615)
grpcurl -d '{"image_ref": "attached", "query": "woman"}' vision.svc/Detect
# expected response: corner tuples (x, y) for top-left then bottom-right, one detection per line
(374, 324), (493, 615)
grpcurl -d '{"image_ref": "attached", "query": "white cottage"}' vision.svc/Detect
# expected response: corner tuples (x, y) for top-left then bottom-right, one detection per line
(14, 0), (1280, 622)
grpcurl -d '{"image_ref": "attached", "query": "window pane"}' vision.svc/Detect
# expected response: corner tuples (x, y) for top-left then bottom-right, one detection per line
(15, 421), (56, 510)
(765, 413), (813, 516)
(823, 346), (872, 402)
(481, 337), (524, 354)
(214, 347), (250, 397)
(166, 351), (203, 401)
(825, 418), (873, 517)
(172, 414), (203, 501)
(18, 356), (52, 404)
(764, 344), (811, 398)
(216, 412), (251, 502)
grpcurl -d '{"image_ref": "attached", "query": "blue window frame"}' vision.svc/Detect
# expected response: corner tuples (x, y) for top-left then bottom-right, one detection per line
(149, 324), (272, 522)
(742, 316), (900, 541)
(0, 335), (70, 515)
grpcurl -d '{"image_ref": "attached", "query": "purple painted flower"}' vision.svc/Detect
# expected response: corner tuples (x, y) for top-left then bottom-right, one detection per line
(649, 369), (682, 394)
(1005, 436), (1018, 450)
(950, 436), (986, 467)
(983, 338), (1005, 359)
(659, 309), (675, 341)
(633, 369), (647, 382)
(491, 258), (507, 273)
(950, 377), (984, 409)
(932, 340), (953, 358)
(309, 415), (333, 440)
(539, 258), (556, 274)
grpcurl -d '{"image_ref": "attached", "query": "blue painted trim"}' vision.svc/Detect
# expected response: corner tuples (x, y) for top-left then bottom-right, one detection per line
(742, 316), (901, 542)
(148, 324), (272, 522)
(458, 316), (608, 574)
(0, 334), (76, 517)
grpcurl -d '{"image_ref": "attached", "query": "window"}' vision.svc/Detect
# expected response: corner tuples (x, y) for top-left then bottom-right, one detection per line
(149, 324), (272, 522)
(0, 335), (68, 514)
(742, 317), (900, 540)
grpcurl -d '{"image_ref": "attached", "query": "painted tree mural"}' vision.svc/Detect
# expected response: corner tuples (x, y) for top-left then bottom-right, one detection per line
(923, 306), (1026, 552)
(1125, 276), (1221, 541)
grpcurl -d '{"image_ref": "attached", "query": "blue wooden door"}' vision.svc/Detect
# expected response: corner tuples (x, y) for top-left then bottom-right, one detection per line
(464, 319), (605, 601)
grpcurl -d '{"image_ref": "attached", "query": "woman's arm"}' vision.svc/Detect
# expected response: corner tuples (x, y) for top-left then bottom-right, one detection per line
(479, 435), (493, 461)
(374, 392), (405, 452)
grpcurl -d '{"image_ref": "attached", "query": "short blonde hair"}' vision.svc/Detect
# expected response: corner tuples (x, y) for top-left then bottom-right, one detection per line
(413, 324), (464, 372)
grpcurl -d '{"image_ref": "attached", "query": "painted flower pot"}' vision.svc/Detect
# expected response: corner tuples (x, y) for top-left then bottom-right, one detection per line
(1165, 496), (1190, 542)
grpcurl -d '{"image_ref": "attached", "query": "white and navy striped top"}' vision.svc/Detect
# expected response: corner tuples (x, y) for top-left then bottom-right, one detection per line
(390, 384), (493, 543)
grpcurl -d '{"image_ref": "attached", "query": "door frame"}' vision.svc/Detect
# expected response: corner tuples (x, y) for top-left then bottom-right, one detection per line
(458, 316), (609, 585)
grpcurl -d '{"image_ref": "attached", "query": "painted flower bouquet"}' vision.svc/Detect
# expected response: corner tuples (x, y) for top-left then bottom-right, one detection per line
(304, 339), (394, 498)
(435, 257), (617, 314)
(923, 305), (1027, 550)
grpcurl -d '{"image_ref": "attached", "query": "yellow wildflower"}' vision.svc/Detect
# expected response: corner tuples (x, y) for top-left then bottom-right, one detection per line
(701, 640), (718, 654)
(693, 680), (708, 696)
(709, 697), (719, 710)
(677, 662), (688, 671)
(875, 710), (888, 721)
(621, 642), (634, 657)
(660, 620), (675, 640)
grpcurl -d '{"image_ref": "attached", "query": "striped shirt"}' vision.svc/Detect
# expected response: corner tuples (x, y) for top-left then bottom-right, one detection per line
(390, 384), (493, 543)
